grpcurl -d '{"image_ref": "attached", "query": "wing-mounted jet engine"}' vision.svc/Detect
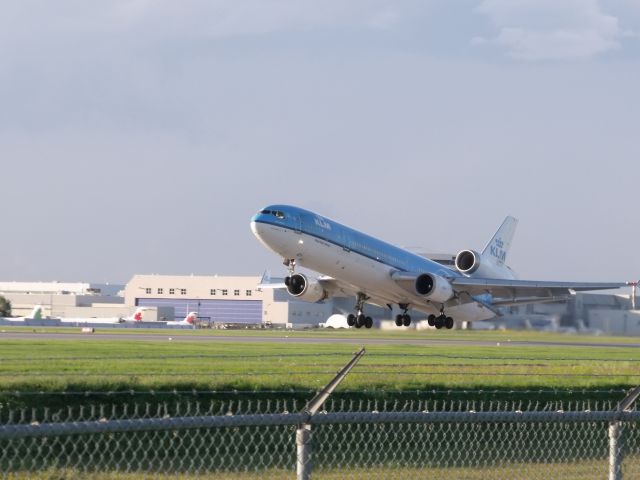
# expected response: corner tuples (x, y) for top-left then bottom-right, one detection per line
(392, 272), (455, 303)
(285, 273), (328, 303)
(415, 273), (455, 303)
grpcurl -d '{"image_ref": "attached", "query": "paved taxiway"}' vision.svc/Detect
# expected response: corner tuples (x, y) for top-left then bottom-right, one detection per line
(1, 332), (639, 349)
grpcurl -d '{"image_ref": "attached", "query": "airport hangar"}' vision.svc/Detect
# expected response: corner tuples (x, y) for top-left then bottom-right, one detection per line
(124, 274), (335, 327)
(0, 276), (337, 328)
(1, 275), (639, 333)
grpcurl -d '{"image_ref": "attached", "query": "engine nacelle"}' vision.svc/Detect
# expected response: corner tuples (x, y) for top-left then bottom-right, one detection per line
(455, 249), (516, 279)
(455, 249), (481, 275)
(415, 273), (454, 303)
(285, 274), (327, 303)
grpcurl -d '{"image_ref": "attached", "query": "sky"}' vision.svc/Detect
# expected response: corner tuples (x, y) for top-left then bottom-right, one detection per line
(1, 0), (639, 284)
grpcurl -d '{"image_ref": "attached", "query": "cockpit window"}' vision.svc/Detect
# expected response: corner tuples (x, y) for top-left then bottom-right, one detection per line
(258, 209), (285, 219)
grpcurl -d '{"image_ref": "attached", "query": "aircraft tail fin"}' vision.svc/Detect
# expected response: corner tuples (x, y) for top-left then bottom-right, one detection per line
(184, 312), (197, 324)
(132, 307), (144, 321)
(30, 305), (43, 320)
(481, 216), (518, 266)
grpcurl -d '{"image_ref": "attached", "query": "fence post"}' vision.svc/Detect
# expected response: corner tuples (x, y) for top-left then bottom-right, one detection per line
(296, 424), (312, 480)
(609, 386), (640, 480)
(296, 347), (365, 480)
(609, 421), (621, 480)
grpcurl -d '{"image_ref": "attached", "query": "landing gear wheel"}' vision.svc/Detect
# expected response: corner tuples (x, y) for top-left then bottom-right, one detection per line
(434, 316), (444, 329)
(347, 314), (356, 327)
(445, 317), (454, 330)
(397, 304), (411, 327)
(428, 314), (436, 327)
(365, 316), (373, 329)
(352, 293), (370, 329)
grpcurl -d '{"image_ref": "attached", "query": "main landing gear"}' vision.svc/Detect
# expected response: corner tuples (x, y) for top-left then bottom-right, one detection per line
(395, 304), (411, 327)
(428, 310), (454, 330)
(347, 293), (373, 329)
(283, 258), (296, 275)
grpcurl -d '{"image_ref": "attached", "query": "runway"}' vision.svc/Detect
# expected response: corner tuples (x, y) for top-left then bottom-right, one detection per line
(2, 331), (640, 349)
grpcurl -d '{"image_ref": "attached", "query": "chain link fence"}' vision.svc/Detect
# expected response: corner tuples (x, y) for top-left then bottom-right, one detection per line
(1, 398), (639, 479)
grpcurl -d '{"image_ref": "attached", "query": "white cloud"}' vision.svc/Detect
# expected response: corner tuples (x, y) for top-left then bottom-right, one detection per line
(473, 0), (622, 60)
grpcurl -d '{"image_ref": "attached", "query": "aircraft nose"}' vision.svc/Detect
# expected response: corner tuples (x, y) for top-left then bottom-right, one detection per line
(250, 220), (260, 236)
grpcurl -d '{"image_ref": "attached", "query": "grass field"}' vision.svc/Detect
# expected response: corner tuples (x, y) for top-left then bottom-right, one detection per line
(2, 460), (628, 480)
(4, 325), (640, 343)
(2, 328), (639, 478)
(1, 328), (639, 395)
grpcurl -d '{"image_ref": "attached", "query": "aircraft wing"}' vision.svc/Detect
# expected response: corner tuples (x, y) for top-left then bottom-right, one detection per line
(313, 276), (394, 308)
(315, 276), (395, 309)
(451, 277), (625, 300)
(256, 270), (288, 290)
(257, 271), (392, 309)
(256, 271), (347, 297)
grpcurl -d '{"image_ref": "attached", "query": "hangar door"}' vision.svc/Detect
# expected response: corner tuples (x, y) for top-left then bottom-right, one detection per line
(137, 298), (263, 324)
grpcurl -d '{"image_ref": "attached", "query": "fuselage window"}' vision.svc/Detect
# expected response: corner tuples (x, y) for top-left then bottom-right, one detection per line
(273, 211), (285, 219)
(260, 210), (272, 215)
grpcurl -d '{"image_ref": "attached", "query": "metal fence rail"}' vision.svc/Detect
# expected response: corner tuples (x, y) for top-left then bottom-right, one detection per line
(1, 406), (639, 479)
(2, 349), (639, 479)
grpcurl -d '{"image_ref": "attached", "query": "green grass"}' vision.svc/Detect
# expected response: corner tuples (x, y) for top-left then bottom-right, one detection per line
(3, 325), (640, 342)
(0, 328), (639, 395)
(0, 460), (624, 480)
(2, 328), (639, 478)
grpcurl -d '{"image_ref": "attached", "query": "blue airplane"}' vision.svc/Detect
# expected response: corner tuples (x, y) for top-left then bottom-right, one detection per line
(251, 205), (624, 329)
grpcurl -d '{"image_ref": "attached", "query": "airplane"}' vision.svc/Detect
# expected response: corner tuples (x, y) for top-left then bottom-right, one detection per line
(0, 305), (44, 322)
(56, 307), (149, 325)
(166, 312), (198, 326)
(128, 307), (146, 322)
(250, 205), (625, 329)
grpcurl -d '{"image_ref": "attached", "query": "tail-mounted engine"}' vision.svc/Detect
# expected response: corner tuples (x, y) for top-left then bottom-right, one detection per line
(455, 250), (481, 274)
(455, 249), (515, 279)
(285, 274), (327, 303)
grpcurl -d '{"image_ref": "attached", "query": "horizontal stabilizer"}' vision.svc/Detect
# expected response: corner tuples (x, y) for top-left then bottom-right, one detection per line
(489, 295), (572, 307)
(452, 277), (624, 299)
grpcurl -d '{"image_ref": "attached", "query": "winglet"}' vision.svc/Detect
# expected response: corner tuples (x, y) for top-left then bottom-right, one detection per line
(482, 216), (518, 266)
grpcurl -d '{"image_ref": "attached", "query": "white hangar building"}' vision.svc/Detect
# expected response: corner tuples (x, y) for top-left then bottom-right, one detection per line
(124, 274), (333, 327)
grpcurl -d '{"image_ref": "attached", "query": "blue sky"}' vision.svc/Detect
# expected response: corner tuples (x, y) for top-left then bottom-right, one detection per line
(1, 0), (639, 284)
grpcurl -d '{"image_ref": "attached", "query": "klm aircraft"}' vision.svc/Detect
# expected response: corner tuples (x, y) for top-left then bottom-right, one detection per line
(250, 205), (624, 329)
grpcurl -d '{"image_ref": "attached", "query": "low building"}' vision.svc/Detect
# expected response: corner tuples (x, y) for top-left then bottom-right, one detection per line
(0, 281), (125, 318)
(124, 274), (263, 325)
(125, 274), (338, 327)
